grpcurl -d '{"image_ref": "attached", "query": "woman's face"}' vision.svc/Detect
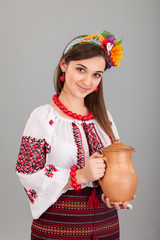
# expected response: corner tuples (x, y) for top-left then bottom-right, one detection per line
(60, 56), (106, 99)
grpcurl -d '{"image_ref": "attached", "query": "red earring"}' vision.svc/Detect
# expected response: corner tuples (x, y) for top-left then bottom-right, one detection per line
(94, 87), (98, 92)
(60, 73), (65, 82)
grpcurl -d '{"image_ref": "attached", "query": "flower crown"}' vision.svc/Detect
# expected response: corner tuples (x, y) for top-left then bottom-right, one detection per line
(64, 30), (123, 69)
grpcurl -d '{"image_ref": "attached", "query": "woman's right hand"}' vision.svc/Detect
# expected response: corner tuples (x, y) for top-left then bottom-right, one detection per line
(81, 152), (106, 183)
(64, 152), (105, 189)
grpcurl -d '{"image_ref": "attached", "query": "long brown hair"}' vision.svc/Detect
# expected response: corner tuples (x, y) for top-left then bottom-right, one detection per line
(53, 37), (116, 142)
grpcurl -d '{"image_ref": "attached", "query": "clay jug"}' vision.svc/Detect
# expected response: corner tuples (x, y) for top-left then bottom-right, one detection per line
(99, 139), (138, 204)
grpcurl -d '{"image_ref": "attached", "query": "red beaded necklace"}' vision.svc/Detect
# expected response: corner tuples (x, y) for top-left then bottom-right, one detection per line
(52, 94), (94, 121)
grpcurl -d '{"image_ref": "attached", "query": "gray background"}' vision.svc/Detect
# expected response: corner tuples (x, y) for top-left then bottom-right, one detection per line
(0, 0), (160, 239)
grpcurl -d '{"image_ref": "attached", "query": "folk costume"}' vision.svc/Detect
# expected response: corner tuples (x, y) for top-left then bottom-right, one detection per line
(16, 30), (123, 240)
(16, 104), (120, 240)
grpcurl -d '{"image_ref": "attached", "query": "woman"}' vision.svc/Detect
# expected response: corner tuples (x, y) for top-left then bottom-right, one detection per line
(16, 31), (134, 240)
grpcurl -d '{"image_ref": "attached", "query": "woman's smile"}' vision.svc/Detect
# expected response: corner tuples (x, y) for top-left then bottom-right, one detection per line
(76, 84), (90, 92)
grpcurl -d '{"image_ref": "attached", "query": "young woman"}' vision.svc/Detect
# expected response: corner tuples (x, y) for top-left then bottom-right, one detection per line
(16, 31), (134, 240)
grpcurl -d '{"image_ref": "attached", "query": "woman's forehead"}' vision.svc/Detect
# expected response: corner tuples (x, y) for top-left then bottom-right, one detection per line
(69, 56), (106, 70)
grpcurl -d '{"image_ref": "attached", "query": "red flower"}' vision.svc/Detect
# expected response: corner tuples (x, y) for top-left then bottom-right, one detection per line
(101, 39), (109, 53)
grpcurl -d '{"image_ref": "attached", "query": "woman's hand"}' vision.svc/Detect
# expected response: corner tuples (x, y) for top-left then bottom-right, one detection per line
(64, 152), (105, 189)
(101, 194), (136, 210)
(77, 152), (105, 184)
(83, 152), (106, 182)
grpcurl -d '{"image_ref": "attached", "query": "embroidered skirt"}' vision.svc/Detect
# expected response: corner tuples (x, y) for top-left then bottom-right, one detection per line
(31, 187), (119, 240)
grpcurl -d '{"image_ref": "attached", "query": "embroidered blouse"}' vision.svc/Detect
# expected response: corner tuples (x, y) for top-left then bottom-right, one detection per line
(16, 104), (119, 219)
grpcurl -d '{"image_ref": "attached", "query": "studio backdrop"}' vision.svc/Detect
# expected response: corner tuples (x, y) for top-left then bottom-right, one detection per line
(0, 0), (160, 239)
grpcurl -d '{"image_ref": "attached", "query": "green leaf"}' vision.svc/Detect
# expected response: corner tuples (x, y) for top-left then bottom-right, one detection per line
(116, 39), (123, 45)
(106, 31), (115, 37)
(101, 31), (107, 38)
(101, 30), (115, 38)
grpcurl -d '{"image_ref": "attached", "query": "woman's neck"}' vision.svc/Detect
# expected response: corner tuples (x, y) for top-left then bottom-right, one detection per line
(58, 91), (89, 115)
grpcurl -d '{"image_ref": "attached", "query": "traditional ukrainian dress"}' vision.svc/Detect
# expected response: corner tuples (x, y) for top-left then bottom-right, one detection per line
(16, 104), (120, 240)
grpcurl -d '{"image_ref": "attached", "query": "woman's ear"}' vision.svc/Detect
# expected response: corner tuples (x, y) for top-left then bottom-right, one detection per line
(60, 58), (67, 72)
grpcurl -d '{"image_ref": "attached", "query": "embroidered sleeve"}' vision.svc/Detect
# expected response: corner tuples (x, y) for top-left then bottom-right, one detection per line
(16, 136), (51, 174)
(16, 105), (70, 219)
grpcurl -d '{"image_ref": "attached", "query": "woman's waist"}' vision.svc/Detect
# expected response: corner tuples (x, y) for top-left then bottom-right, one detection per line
(62, 186), (102, 198)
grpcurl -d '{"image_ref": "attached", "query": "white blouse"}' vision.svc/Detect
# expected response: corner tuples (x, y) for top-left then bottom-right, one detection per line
(16, 104), (119, 219)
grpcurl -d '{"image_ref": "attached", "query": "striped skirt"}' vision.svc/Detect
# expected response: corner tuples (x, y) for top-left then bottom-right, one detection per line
(31, 187), (119, 240)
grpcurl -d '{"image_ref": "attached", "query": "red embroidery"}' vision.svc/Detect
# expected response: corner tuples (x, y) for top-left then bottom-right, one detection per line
(49, 120), (54, 126)
(24, 187), (38, 204)
(72, 123), (85, 168)
(44, 164), (58, 177)
(82, 123), (104, 155)
(16, 136), (51, 174)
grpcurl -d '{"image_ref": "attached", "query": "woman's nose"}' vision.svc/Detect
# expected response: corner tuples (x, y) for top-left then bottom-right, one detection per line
(82, 75), (92, 85)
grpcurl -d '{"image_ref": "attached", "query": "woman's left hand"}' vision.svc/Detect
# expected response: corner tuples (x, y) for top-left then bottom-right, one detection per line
(101, 194), (136, 210)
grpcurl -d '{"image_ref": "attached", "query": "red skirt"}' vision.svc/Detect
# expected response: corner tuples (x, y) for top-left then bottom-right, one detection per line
(31, 187), (119, 240)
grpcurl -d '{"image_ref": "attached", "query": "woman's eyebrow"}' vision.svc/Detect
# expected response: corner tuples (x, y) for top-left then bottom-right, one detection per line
(76, 64), (104, 73)
(76, 64), (87, 69)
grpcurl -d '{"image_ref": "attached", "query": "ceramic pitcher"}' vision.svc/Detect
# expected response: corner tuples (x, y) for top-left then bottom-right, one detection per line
(99, 139), (138, 204)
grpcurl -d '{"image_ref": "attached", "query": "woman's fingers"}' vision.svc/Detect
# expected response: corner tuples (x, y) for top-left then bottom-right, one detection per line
(105, 198), (114, 208)
(97, 161), (106, 168)
(101, 194), (112, 208)
(97, 172), (105, 179)
(121, 202), (128, 209)
(101, 194), (110, 207)
(86, 152), (107, 181)
(101, 193), (106, 202)
(114, 202), (121, 210)
(101, 194), (134, 210)
(132, 194), (136, 200)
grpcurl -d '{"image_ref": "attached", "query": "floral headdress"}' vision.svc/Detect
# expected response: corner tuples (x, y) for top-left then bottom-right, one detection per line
(64, 30), (123, 69)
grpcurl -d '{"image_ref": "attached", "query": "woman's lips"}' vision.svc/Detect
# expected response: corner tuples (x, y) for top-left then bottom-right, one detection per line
(77, 84), (89, 91)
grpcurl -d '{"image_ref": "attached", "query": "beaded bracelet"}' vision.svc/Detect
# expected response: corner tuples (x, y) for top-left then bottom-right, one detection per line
(70, 165), (81, 191)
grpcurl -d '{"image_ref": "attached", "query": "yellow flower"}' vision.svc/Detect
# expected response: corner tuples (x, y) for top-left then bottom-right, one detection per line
(81, 34), (104, 42)
(110, 44), (123, 67)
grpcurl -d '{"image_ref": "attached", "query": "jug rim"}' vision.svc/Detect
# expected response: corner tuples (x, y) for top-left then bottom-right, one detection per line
(101, 139), (135, 152)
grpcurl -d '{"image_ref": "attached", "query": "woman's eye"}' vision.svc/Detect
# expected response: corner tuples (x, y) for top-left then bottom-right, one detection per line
(95, 73), (101, 78)
(77, 68), (85, 72)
